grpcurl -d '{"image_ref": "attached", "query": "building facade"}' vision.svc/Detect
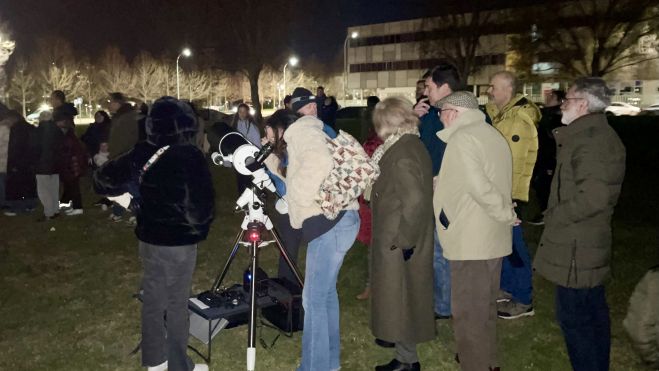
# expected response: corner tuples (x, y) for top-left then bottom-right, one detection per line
(345, 10), (659, 107)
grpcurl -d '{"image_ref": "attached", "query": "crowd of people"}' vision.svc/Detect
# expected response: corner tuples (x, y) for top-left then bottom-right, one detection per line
(2, 61), (657, 371)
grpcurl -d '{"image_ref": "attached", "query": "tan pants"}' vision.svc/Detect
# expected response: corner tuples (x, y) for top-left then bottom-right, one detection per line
(450, 258), (502, 371)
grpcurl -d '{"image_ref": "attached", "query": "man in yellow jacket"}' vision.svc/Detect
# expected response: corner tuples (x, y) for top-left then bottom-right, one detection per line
(486, 71), (540, 319)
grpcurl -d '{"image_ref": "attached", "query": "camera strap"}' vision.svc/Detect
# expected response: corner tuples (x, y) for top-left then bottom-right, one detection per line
(139, 145), (170, 183)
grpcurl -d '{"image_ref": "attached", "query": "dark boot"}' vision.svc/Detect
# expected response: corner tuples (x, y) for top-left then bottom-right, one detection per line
(375, 359), (420, 371)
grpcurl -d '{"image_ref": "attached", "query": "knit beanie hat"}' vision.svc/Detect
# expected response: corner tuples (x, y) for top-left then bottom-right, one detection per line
(290, 87), (316, 112)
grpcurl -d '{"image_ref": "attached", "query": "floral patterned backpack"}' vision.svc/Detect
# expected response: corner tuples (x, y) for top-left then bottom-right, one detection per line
(317, 130), (380, 220)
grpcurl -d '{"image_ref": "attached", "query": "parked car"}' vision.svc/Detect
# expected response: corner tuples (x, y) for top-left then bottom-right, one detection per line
(640, 104), (659, 116)
(26, 105), (52, 124)
(605, 102), (641, 116)
(336, 106), (366, 120)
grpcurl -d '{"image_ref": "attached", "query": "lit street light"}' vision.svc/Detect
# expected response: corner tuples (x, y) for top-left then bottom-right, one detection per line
(282, 56), (299, 106)
(343, 31), (358, 102)
(176, 48), (192, 99)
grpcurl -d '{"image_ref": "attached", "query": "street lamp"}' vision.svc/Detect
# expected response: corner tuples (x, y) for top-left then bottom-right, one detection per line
(176, 48), (192, 99)
(343, 31), (359, 102)
(282, 56), (299, 106)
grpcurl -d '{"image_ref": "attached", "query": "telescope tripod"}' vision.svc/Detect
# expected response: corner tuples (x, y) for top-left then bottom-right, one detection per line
(204, 186), (303, 371)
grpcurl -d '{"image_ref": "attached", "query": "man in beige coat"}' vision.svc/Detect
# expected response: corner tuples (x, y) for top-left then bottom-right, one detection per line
(434, 92), (516, 371)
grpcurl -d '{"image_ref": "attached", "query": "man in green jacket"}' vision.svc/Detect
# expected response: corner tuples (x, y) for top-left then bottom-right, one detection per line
(534, 77), (625, 371)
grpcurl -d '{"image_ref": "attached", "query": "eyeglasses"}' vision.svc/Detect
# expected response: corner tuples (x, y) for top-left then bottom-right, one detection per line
(560, 97), (585, 104)
(438, 108), (457, 114)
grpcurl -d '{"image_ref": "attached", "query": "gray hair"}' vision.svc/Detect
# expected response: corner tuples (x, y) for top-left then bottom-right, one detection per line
(572, 77), (612, 113)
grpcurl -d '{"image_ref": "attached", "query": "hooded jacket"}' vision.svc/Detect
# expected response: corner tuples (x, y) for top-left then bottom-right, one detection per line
(486, 95), (541, 202)
(94, 98), (215, 246)
(434, 109), (516, 260)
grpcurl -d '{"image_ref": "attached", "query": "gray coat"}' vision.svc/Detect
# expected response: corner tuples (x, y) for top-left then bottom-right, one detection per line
(534, 113), (625, 288)
(370, 134), (436, 344)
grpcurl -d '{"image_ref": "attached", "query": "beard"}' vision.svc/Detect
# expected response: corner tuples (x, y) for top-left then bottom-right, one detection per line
(561, 108), (578, 125)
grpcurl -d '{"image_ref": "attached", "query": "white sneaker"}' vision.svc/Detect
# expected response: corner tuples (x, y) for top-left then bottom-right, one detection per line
(193, 364), (208, 371)
(65, 209), (84, 216)
(147, 360), (167, 371)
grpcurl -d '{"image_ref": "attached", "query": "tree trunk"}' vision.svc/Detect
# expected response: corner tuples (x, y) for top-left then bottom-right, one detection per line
(22, 88), (27, 117)
(248, 71), (263, 124)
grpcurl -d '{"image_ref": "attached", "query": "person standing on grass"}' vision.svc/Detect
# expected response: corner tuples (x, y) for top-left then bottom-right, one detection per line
(93, 97), (214, 371)
(56, 103), (87, 216)
(413, 63), (462, 320)
(286, 87), (360, 371)
(231, 103), (261, 195)
(355, 95), (383, 301)
(485, 70), (540, 319)
(529, 89), (565, 226)
(106, 92), (139, 222)
(3, 111), (38, 216)
(35, 108), (64, 221)
(369, 97), (435, 371)
(534, 77), (625, 371)
(434, 91), (516, 371)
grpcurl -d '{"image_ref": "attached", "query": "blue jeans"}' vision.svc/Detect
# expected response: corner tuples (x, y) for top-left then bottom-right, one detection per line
(500, 225), (533, 305)
(298, 210), (360, 371)
(556, 285), (610, 371)
(433, 229), (451, 316)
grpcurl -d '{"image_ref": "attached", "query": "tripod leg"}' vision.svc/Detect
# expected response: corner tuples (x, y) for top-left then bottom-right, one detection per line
(247, 240), (258, 371)
(211, 230), (246, 294)
(271, 228), (304, 288)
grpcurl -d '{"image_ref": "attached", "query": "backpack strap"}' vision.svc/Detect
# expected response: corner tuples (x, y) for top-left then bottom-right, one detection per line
(139, 145), (170, 183)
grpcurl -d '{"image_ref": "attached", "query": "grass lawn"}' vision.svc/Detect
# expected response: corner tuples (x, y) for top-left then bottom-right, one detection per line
(1, 141), (658, 370)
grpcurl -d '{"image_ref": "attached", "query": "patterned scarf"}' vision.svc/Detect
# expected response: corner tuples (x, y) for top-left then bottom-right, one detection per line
(371, 127), (420, 164)
(364, 127), (420, 201)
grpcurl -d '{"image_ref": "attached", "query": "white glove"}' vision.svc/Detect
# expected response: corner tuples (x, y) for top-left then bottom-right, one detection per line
(275, 198), (289, 215)
(108, 192), (133, 209)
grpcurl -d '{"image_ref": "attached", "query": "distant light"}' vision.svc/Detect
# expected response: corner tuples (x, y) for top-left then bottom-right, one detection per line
(182, 48), (192, 57)
(39, 103), (50, 111)
(289, 56), (299, 67)
(351, 31), (359, 39)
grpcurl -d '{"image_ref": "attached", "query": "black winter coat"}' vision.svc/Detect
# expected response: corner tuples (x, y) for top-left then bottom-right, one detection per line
(93, 143), (215, 246)
(35, 120), (64, 175)
(6, 120), (37, 200)
(81, 120), (111, 156)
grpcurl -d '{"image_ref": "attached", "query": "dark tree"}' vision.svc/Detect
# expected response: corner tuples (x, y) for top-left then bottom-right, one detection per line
(420, 3), (510, 83)
(195, 0), (305, 123)
(514, 0), (659, 77)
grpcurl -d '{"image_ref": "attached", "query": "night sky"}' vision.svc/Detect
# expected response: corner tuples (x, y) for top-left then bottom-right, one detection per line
(0, 0), (427, 62)
(0, 0), (548, 65)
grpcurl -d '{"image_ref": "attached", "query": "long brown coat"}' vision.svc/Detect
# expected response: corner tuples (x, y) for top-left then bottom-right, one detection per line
(370, 134), (436, 344)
